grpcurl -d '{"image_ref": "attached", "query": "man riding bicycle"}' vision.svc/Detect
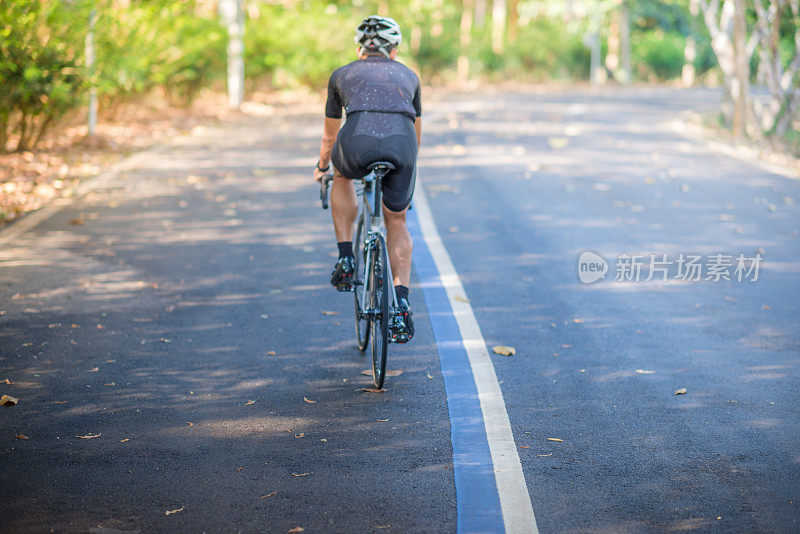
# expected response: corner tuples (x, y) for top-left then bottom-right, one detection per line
(313, 15), (421, 342)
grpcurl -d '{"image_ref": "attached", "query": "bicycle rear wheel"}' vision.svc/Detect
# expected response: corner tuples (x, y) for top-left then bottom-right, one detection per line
(369, 234), (389, 389)
(353, 214), (370, 351)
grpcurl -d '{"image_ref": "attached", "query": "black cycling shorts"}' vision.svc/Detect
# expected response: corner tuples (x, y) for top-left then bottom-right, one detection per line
(331, 111), (418, 212)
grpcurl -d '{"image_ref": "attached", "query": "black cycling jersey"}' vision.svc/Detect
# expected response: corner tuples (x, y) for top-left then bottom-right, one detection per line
(326, 55), (422, 212)
(325, 56), (422, 120)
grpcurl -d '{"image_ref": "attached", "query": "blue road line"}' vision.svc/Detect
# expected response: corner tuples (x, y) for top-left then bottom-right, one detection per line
(407, 206), (505, 534)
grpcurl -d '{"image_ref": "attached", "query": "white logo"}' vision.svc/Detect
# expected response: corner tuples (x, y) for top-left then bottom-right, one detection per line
(578, 251), (608, 284)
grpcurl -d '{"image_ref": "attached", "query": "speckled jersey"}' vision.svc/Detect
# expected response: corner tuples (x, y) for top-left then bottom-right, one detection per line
(325, 56), (422, 121)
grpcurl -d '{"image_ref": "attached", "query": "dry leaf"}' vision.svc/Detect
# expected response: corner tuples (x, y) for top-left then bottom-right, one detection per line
(76, 433), (101, 439)
(635, 369), (655, 374)
(266, 351), (277, 356)
(236, 467), (243, 471)
(120, 438), (130, 443)
(674, 388), (687, 395)
(519, 445), (530, 449)
(303, 397), (316, 404)
(454, 294), (470, 303)
(70, 217), (84, 226)
(185, 422), (194, 427)
(1, 378), (12, 384)
(160, 338), (172, 343)
(87, 367), (99, 373)
(573, 318), (584, 323)
(54, 400), (68, 404)
(321, 310), (338, 316)
(492, 345), (516, 356)
(547, 438), (564, 442)
(1, 395), (19, 406)
(294, 433), (304, 439)
(165, 506), (184, 516)
(15, 434), (29, 439)
(244, 400), (255, 406)
(358, 388), (386, 393)
(386, 369), (404, 377)
(538, 453), (552, 457)
(261, 492), (277, 498)
(291, 472), (309, 477)
(288, 528), (305, 533)
(377, 419), (389, 422)
(427, 371), (433, 379)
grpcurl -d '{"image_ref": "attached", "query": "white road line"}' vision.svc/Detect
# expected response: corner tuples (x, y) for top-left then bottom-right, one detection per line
(413, 180), (539, 534)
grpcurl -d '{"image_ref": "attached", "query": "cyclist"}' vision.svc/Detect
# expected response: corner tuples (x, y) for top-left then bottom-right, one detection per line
(313, 15), (421, 343)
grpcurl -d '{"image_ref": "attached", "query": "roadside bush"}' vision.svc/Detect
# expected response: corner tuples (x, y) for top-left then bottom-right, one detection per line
(0, 1), (88, 152)
(632, 30), (685, 80)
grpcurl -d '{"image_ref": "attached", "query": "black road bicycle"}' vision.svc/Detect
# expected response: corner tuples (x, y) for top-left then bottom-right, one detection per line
(320, 162), (400, 389)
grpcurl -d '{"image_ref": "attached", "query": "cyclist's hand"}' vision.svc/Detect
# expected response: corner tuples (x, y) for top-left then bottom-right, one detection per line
(313, 167), (327, 183)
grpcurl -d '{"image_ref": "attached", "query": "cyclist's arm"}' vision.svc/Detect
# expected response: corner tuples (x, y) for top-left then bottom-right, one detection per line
(414, 117), (422, 149)
(318, 116), (341, 170)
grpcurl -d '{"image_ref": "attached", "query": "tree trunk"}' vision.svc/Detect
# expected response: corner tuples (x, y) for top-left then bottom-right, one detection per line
(491, 0), (506, 54)
(508, 0), (519, 42)
(474, 0), (486, 27)
(458, 0), (474, 81)
(732, 0), (749, 136)
(620, 1), (631, 83)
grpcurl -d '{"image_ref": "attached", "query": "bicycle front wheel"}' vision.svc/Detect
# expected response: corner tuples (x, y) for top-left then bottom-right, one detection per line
(353, 214), (370, 351)
(368, 234), (389, 389)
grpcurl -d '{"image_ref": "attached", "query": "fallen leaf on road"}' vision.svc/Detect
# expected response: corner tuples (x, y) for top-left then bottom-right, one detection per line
(244, 400), (255, 406)
(377, 419), (389, 422)
(762, 305), (770, 310)
(185, 422), (194, 427)
(303, 397), (316, 404)
(294, 433), (304, 438)
(492, 346), (516, 356)
(322, 310), (338, 316)
(160, 338), (172, 343)
(454, 294), (470, 303)
(120, 438), (130, 443)
(87, 367), (99, 373)
(375, 526), (391, 530)
(674, 388), (687, 395)
(1, 379), (12, 384)
(261, 492), (277, 498)
(54, 400), (68, 404)
(1, 395), (19, 406)
(15, 434), (28, 439)
(573, 318), (584, 323)
(70, 217), (84, 225)
(538, 453), (552, 457)
(547, 438), (563, 442)
(320, 438), (327, 442)
(427, 371), (433, 379)
(635, 369), (655, 374)
(49, 323), (61, 328)
(266, 351), (276, 356)
(519, 445), (530, 449)
(165, 506), (184, 516)
(358, 388), (385, 393)
(76, 433), (101, 439)
(236, 467), (243, 471)
(291, 472), (309, 477)
(288, 527), (305, 533)
(260, 314), (269, 319)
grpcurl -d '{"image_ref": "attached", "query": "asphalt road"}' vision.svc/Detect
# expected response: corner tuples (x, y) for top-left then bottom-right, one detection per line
(1, 87), (798, 533)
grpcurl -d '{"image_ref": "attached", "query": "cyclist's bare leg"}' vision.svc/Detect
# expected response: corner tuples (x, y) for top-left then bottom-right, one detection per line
(382, 205), (412, 287)
(331, 171), (357, 242)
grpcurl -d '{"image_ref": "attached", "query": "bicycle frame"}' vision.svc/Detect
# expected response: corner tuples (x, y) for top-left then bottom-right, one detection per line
(355, 169), (397, 319)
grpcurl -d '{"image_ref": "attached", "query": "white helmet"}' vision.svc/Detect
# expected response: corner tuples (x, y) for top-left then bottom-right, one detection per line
(354, 15), (402, 58)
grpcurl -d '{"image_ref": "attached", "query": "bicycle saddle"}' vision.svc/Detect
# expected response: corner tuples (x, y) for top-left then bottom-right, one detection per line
(367, 161), (396, 177)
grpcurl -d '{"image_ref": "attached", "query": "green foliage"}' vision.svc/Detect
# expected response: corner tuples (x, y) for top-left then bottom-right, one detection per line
(94, 2), (226, 105)
(0, 0), (88, 152)
(632, 30), (686, 80)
